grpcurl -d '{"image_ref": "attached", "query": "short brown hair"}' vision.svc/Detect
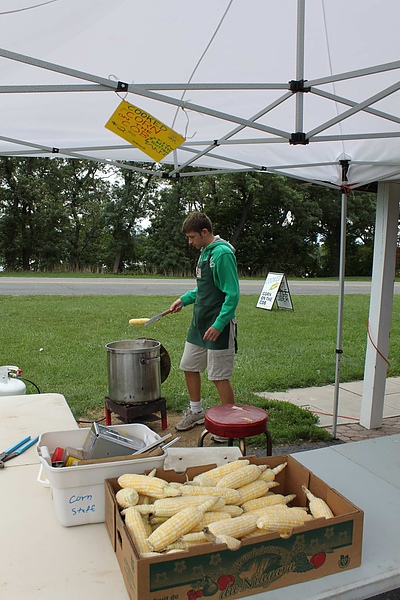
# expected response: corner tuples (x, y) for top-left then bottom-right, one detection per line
(182, 211), (213, 234)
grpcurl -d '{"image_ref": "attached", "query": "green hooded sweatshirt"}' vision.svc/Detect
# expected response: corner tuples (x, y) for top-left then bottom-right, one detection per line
(180, 236), (240, 350)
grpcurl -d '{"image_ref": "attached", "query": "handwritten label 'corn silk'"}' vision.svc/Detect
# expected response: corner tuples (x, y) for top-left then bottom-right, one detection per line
(105, 100), (185, 161)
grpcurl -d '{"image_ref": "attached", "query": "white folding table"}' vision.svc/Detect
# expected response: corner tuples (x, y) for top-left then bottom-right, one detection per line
(1, 393), (399, 599)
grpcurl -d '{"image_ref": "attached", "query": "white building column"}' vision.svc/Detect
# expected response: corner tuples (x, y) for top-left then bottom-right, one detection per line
(360, 182), (399, 428)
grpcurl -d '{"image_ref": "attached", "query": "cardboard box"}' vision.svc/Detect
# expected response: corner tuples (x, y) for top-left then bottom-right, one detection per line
(105, 455), (363, 600)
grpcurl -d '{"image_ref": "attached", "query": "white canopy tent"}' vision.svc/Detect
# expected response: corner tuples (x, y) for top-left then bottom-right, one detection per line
(1, 0), (399, 431)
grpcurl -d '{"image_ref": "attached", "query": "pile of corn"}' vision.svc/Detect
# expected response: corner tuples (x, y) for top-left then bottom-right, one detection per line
(116, 459), (334, 557)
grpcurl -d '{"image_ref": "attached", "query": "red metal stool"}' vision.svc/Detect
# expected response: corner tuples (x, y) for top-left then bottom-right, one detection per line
(198, 404), (272, 456)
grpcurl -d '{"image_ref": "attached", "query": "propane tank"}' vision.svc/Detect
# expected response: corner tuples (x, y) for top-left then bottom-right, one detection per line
(0, 366), (26, 396)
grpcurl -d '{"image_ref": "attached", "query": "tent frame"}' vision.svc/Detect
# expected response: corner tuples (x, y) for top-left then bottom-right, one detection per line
(0, 0), (399, 432)
(1, 37), (400, 183)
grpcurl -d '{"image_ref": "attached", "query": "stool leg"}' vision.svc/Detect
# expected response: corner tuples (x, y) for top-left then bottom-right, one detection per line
(105, 405), (112, 426)
(161, 407), (168, 430)
(198, 429), (209, 447)
(265, 426), (273, 456)
(239, 439), (246, 455)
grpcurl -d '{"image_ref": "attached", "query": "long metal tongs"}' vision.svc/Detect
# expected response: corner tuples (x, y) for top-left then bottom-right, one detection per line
(144, 309), (172, 327)
(132, 433), (180, 455)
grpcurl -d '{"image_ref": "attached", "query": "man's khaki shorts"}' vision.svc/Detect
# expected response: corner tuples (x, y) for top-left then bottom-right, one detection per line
(179, 320), (236, 381)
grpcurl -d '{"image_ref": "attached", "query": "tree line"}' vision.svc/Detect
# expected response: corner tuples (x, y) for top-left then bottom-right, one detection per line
(0, 157), (378, 277)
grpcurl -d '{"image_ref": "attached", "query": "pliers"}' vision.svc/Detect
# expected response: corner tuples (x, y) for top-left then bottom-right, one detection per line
(0, 435), (39, 468)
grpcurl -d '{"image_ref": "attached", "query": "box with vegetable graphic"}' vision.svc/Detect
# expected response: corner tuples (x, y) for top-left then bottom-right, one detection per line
(105, 454), (363, 600)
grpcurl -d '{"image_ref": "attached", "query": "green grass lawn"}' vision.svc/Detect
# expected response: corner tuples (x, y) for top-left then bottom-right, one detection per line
(2, 294), (399, 446)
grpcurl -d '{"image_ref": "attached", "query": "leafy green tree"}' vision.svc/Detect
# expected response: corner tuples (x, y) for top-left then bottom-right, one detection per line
(52, 160), (111, 271)
(203, 173), (322, 276)
(307, 185), (377, 276)
(143, 178), (199, 275)
(103, 164), (158, 273)
(0, 158), (69, 270)
(0, 156), (379, 277)
(345, 191), (376, 276)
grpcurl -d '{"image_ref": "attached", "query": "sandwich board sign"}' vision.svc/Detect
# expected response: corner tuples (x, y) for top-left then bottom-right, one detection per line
(256, 272), (293, 311)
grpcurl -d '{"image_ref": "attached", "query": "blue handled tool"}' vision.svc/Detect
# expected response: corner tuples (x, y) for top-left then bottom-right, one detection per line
(0, 435), (39, 468)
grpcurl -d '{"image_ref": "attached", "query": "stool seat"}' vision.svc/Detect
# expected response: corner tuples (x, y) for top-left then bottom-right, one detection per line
(198, 404), (272, 455)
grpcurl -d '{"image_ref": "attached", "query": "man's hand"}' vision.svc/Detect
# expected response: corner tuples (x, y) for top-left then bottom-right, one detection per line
(169, 298), (184, 313)
(203, 326), (221, 342)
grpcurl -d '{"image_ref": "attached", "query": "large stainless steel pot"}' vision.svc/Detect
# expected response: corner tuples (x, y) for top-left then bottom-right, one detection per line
(106, 339), (161, 405)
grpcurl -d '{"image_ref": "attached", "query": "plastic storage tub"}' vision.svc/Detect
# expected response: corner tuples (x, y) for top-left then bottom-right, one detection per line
(37, 423), (166, 527)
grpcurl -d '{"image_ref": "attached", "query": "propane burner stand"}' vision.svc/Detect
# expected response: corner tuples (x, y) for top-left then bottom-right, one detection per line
(104, 396), (167, 430)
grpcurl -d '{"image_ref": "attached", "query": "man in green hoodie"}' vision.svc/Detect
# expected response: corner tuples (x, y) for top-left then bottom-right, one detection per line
(170, 212), (240, 434)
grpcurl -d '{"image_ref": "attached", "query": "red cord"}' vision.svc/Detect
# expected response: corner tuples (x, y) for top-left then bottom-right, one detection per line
(367, 319), (391, 370)
(311, 410), (359, 421)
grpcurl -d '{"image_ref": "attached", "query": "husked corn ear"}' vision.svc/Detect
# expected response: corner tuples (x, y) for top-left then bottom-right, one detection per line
(251, 505), (309, 519)
(214, 534), (241, 551)
(188, 511), (231, 532)
(115, 487), (139, 509)
(259, 461), (287, 483)
(256, 507), (313, 537)
(142, 514), (153, 537)
(138, 494), (152, 505)
(124, 507), (152, 555)
(152, 495), (225, 517)
(201, 511), (232, 526)
(180, 531), (208, 543)
(164, 540), (206, 551)
(236, 479), (274, 505)
(180, 485), (241, 505)
(238, 479), (279, 506)
(205, 513), (259, 539)
(242, 528), (271, 539)
(117, 474), (181, 499)
(132, 503), (155, 515)
(137, 468), (158, 504)
(147, 497), (218, 552)
(217, 464), (264, 489)
(242, 493), (296, 513)
(302, 485), (334, 519)
(215, 505), (243, 517)
(168, 482), (184, 490)
(192, 459), (250, 485)
(186, 476), (217, 487)
(150, 516), (169, 525)
(129, 318), (150, 326)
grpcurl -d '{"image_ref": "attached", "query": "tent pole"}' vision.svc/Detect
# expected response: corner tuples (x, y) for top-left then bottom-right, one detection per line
(332, 162), (349, 438)
(295, 0), (306, 132)
(332, 190), (347, 438)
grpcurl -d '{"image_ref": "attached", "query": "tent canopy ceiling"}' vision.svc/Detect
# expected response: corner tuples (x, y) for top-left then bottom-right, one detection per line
(1, 0), (400, 188)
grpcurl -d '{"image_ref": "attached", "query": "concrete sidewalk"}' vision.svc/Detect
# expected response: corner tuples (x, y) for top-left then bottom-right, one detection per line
(258, 376), (400, 443)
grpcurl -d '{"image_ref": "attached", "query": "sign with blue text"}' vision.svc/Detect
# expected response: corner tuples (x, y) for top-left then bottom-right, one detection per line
(256, 272), (293, 310)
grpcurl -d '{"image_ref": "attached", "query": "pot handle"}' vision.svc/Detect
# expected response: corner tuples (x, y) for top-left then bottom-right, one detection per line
(140, 356), (161, 365)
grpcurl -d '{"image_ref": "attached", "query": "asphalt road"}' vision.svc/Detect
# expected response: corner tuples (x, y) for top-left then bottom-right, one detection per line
(1, 276), (398, 296)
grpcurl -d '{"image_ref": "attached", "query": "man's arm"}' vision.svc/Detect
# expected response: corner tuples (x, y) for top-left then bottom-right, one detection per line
(169, 289), (197, 312)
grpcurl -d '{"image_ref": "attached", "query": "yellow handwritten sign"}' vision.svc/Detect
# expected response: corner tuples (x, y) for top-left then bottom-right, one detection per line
(105, 100), (185, 161)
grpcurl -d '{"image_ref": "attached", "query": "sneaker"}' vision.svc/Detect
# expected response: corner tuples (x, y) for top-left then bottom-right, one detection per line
(211, 435), (229, 443)
(175, 409), (205, 431)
